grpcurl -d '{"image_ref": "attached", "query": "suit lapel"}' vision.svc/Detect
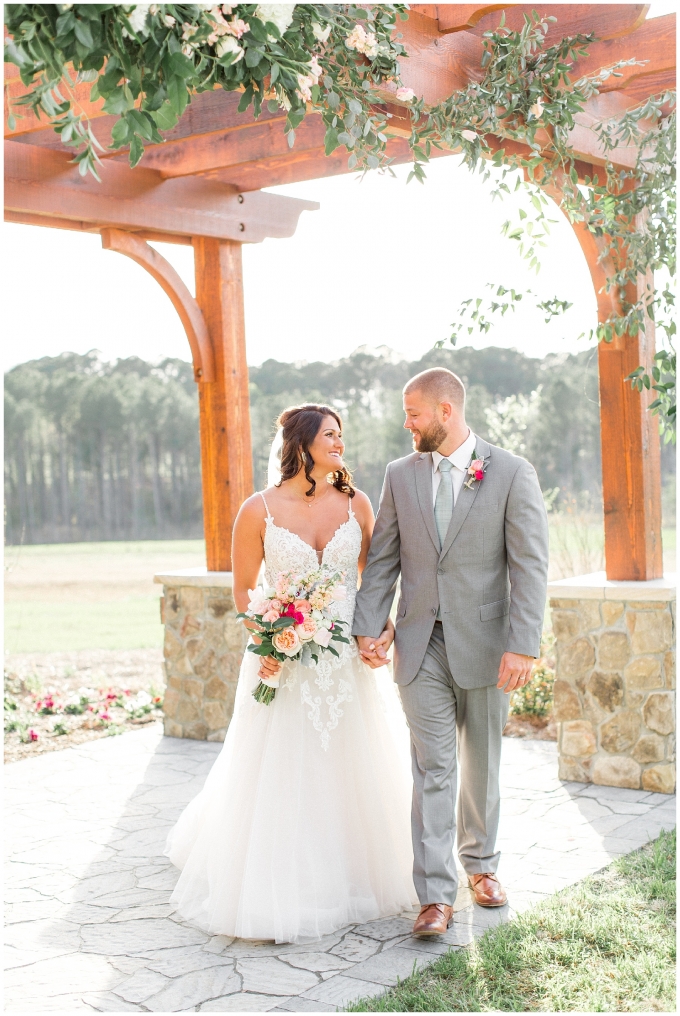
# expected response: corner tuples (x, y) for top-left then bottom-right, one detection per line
(439, 436), (491, 561)
(415, 453), (440, 553)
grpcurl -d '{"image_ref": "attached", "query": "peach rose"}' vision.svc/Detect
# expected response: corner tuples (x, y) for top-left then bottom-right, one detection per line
(272, 627), (301, 657)
(294, 599), (312, 613)
(295, 617), (318, 643)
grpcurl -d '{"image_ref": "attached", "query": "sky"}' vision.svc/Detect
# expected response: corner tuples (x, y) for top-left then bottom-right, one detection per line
(2, 2), (673, 373)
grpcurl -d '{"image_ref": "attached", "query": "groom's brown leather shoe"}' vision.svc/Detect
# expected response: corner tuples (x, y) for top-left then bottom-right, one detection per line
(468, 873), (507, 907)
(412, 903), (453, 936)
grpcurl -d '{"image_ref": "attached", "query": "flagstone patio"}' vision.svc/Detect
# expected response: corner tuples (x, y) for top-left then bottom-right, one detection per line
(5, 724), (675, 1013)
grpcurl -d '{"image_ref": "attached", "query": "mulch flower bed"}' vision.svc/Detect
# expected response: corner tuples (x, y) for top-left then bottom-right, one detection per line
(4, 649), (165, 763)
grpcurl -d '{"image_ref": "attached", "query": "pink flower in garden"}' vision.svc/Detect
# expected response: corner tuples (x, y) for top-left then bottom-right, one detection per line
(28, 729), (38, 742)
(99, 712), (111, 722)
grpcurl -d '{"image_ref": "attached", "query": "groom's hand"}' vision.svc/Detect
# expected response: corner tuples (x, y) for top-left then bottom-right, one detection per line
(357, 633), (391, 669)
(497, 652), (534, 693)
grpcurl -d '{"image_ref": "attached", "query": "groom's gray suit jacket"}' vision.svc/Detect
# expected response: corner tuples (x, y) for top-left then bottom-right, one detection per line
(352, 436), (549, 688)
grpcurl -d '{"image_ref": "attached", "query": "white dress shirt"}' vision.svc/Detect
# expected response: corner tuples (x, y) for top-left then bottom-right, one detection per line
(432, 429), (477, 507)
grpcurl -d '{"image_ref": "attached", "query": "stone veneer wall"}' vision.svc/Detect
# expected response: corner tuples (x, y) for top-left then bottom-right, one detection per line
(550, 593), (675, 794)
(159, 581), (248, 741)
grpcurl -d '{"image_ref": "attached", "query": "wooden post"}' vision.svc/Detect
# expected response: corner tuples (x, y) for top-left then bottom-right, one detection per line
(571, 218), (663, 581)
(193, 238), (253, 571)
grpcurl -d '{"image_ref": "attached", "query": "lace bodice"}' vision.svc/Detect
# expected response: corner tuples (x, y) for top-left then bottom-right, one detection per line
(260, 493), (361, 628)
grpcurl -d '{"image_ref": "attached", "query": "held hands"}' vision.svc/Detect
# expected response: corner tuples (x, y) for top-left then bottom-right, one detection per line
(357, 620), (395, 669)
(497, 651), (534, 693)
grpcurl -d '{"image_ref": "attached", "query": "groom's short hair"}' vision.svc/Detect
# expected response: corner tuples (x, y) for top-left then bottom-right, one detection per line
(403, 368), (466, 412)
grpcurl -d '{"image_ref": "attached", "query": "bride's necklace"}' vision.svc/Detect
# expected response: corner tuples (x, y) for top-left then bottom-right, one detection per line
(297, 483), (330, 508)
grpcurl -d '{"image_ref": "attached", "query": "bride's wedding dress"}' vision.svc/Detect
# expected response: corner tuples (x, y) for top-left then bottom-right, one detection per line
(165, 494), (417, 943)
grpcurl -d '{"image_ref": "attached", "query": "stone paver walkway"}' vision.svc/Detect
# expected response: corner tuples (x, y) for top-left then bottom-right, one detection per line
(5, 725), (675, 1013)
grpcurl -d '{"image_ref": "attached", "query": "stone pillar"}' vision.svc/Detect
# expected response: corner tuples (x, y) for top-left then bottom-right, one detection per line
(549, 572), (676, 794)
(154, 568), (247, 741)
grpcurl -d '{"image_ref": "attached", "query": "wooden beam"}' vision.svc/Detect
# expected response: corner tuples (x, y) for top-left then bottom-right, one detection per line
(4, 209), (193, 243)
(543, 177), (663, 580)
(4, 140), (318, 241)
(463, 5), (650, 43)
(431, 4), (516, 34)
(100, 228), (214, 382)
(193, 238), (253, 572)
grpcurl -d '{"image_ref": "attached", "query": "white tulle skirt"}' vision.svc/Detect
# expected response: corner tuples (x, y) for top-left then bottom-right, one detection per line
(164, 643), (417, 943)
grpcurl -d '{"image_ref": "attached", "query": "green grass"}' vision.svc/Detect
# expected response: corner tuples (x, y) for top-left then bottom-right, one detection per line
(5, 597), (163, 652)
(349, 829), (676, 1013)
(4, 539), (205, 557)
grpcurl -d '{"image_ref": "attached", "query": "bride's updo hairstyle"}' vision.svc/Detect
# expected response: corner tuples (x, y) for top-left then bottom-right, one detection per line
(276, 404), (356, 499)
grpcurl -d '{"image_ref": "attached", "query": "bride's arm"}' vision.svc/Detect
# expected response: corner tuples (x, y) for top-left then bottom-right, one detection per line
(232, 495), (282, 678)
(353, 492), (394, 666)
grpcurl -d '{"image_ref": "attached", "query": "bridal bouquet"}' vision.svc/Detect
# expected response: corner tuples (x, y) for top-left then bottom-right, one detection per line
(238, 568), (350, 705)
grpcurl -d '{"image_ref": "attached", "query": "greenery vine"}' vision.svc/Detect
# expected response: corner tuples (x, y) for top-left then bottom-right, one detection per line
(4, 5), (676, 438)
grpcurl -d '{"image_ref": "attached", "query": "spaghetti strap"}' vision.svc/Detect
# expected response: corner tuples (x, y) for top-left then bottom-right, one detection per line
(259, 491), (273, 521)
(348, 496), (355, 520)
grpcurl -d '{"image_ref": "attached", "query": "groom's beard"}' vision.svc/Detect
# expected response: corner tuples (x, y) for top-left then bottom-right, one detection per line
(411, 419), (448, 453)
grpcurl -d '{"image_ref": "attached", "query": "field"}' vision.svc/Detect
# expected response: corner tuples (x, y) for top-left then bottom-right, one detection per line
(4, 539), (205, 653)
(5, 527), (675, 655)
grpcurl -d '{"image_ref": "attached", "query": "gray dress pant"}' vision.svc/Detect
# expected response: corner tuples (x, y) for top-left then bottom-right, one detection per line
(398, 623), (510, 906)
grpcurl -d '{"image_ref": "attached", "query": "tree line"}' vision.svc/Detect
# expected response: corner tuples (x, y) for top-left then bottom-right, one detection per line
(5, 344), (674, 544)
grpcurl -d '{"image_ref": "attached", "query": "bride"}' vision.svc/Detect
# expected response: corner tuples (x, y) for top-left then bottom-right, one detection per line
(165, 403), (417, 943)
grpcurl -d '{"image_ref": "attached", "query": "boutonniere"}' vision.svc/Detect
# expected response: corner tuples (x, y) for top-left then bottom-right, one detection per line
(463, 449), (488, 490)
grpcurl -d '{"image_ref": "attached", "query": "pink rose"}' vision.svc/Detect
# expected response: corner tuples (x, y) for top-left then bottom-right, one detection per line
(470, 459), (484, 471)
(312, 627), (332, 648)
(294, 599), (311, 613)
(270, 599), (282, 611)
(395, 87), (415, 103)
(272, 628), (301, 657)
(262, 610), (279, 623)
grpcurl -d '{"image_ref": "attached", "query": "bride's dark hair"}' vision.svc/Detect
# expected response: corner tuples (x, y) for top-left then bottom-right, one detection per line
(276, 404), (355, 499)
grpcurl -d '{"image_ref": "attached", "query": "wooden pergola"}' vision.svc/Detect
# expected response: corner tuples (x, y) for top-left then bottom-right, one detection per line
(5, 4), (675, 581)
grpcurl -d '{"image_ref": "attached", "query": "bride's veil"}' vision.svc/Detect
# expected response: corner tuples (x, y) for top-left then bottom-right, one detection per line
(267, 426), (283, 488)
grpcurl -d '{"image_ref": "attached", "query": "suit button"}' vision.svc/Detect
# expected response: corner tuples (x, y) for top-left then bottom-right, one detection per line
(437, 569), (443, 575)
(431, 608), (437, 615)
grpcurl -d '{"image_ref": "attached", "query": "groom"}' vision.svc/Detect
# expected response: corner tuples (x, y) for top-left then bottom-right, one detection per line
(353, 367), (548, 936)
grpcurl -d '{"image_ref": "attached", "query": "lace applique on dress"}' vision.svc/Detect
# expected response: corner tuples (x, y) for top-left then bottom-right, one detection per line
(260, 493), (362, 748)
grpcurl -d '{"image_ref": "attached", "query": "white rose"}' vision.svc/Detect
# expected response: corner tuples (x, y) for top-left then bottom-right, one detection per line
(215, 35), (244, 61)
(255, 3), (296, 35)
(312, 22), (331, 43)
(312, 627), (333, 648)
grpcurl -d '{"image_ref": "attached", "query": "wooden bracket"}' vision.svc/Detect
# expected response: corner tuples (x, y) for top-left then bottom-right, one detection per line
(101, 227), (214, 383)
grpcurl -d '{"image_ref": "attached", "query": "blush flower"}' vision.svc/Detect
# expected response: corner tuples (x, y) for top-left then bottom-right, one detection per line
(261, 609), (279, 623)
(395, 87), (415, 103)
(312, 627), (332, 648)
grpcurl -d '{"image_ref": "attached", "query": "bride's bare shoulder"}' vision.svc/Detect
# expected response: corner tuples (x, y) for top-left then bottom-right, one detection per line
(350, 489), (374, 522)
(236, 490), (269, 524)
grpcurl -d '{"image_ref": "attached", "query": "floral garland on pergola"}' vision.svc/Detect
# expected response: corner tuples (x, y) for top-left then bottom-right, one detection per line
(4, 4), (676, 438)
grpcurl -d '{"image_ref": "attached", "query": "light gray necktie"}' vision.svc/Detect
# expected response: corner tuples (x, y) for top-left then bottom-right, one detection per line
(434, 458), (454, 548)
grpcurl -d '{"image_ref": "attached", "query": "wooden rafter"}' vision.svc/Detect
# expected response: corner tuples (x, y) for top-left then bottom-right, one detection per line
(100, 228), (214, 382)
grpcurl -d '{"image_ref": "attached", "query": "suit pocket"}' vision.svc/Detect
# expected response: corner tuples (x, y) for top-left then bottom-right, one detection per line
(480, 596), (510, 621)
